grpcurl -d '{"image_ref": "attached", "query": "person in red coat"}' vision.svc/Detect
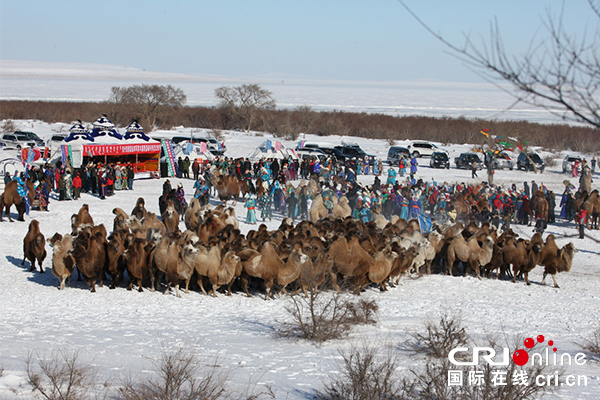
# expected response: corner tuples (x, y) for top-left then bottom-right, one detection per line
(72, 173), (82, 200)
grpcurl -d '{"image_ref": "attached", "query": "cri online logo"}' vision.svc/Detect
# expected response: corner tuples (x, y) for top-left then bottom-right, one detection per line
(449, 335), (587, 367)
(513, 335), (554, 366)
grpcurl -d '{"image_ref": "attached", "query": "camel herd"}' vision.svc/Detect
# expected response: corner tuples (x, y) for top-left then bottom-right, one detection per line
(19, 191), (579, 297)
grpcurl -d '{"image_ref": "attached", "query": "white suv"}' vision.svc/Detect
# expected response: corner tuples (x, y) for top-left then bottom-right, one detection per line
(407, 141), (443, 158)
(0, 132), (37, 149)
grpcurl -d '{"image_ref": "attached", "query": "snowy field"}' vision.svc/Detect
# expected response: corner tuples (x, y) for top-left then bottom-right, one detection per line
(0, 118), (599, 399)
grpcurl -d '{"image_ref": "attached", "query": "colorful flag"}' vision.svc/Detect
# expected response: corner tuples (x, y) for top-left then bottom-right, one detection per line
(200, 142), (208, 153)
(43, 147), (50, 160)
(161, 139), (178, 177)
(275, 141), (282, 151)
(265, 140), (272, 150)
(480, 129), (490, 138)
(297, 140), (306, 149)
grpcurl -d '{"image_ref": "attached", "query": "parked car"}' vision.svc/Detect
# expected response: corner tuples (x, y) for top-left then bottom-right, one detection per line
(17, 131), (44, 147)
(430, 151), (450, 169)
(334, 144), (375, 160)
(517, 152), (545, 172)
(296, 148), (327, 159)
(492, 152), (514, 170)
(319, 147), (349, 161)
(455, 153), (483, 169)
(407, 141), (443, 158)
(0, 132), (37, 149)
(562, 155), (582, 173)
(387, 146), (410, 165)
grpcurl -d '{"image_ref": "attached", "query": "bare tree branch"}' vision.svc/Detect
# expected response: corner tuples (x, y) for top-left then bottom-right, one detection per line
(398, 0), (600, 129)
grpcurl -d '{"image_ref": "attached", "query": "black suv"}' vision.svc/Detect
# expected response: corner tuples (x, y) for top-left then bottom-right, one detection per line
(334, 145), (373, 160)
(430, 151), (450, 169)
(517, 152), (545, 172)
(455, 153), (483, 169)
(387, 146), (410, 165)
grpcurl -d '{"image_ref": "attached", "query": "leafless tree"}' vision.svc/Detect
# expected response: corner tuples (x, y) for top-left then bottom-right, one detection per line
(109, 84), (186, 131)
(399, 0), (600, 129)
(214, 84), (276, 132)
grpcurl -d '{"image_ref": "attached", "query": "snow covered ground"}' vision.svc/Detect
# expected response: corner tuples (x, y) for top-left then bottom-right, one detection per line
(0, 59), (566, 125)
(0, 120), (599, 399)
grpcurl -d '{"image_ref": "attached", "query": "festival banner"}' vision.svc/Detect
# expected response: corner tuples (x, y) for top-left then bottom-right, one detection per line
(200, 142), (208, 153)
(161, 139), (178, 177)
(21, 148), (41, 163)
(82, 143), (161, 156)
(275, 141), (282, 151)
(265, 139), (272, 150)
(60, 145), (71, 166)
(43, 147), (50, 160)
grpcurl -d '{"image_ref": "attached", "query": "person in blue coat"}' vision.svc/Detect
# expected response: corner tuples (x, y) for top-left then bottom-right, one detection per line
(386, 167), (397, 186)
(410, 157), (418, 179)
(13, 172), (30, 214)
(244, 194), (258, 224)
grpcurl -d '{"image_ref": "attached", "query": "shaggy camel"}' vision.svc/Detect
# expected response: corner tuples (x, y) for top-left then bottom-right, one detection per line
(328, 236), (373, 294)
(141, 213), (167, 244)
(161, 200), (180, 234)
(542, 242), (577, 288)
(22, 219), (47, 273)
(122, 236), (149, 292)
(106, 233), (127, 289)
(540, 235), (577, 288)
(518, 232), (545, 285)
(309, 194), (339, 223)
(184, 197), (203, 231)
(367, 247), (399, 291)
(581, 190), (599, 229)
(446, 235), (494, 278)
(214, 174), (241, 204)
(47, 233), (75, 290)
(70, 230), (105, 292)
(112, 208), (130, 236)
(0, 179), (34, 222)
(71, 204), (94, 235)
(193, 245), (223, 296)
(332, 196), (352, 219)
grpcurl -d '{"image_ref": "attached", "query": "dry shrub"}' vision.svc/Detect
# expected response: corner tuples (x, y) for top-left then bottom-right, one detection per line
(543, 154), (558, 168)
(25, 349), (105, 400)
(320, 314), (566, 400)
(1, 119), (15, 132)
(278, 288), (378, 343)
(117, 347), (274, 400)
(407, 312), (469, 359)
(118, 347), (225, 400)
(402, 339), (565, 400)
(579, 328), (600, 362)
(2, 99), (599, 152)
(318, 341), (402, 400)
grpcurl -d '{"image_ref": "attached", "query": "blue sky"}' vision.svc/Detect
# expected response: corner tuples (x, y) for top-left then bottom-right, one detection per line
(0, 0), (594, 82)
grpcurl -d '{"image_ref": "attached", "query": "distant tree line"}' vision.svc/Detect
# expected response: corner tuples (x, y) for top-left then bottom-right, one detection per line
(1, 91), (598, 154)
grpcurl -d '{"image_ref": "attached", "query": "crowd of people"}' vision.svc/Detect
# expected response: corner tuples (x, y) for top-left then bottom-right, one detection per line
(176, 153), (593, 237)
(3, 161), (136, 214)
(3, 147), (594, 237)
